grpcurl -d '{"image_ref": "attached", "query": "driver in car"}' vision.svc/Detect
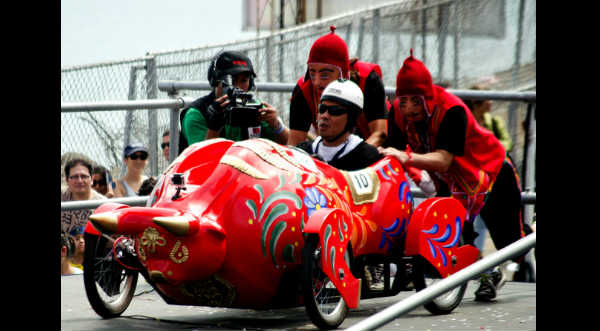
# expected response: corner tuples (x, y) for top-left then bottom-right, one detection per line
(180, 50), (289, 151)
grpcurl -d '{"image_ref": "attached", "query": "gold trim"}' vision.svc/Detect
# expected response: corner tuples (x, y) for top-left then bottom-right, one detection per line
(341, 168), (380, 205)
(140, 227), (167, 254)
(232, 140), (295, 172)
(219, 155), (269, 180)
(169, 240), (189, 264)
(258, 138), (304, 170)
(136, 238), (146, 261)
(150, 270), (168, 283)
(179, 274), (236, 307)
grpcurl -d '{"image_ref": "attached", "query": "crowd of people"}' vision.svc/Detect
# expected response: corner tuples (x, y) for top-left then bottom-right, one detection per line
(61, 26), (533, 301)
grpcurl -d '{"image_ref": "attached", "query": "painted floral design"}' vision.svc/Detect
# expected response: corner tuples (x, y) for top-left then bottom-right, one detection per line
(304, 187), (327, 218)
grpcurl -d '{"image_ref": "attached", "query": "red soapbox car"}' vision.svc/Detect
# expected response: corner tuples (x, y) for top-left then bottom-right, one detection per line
(83, 138), (479, 329)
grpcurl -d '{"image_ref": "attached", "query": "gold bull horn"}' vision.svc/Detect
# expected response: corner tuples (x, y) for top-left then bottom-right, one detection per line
(88, 212), (119, 233)
(153, 215), (197, 236)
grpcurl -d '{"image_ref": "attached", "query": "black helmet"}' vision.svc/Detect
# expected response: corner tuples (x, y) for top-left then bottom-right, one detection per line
(207, 50), (256, 89)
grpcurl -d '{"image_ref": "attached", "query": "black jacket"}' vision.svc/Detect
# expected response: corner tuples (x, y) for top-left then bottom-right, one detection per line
(296, 140), (383, 171)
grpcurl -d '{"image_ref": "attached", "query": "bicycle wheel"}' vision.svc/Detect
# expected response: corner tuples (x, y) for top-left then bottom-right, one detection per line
(412, 256), (466, 315)
(301, 234), (349, 329)
(83, 232), (138, 318)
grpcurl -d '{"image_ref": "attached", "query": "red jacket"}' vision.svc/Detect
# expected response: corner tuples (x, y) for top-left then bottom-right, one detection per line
(392, 85), (505, 214)
(296, 60), (389, 138)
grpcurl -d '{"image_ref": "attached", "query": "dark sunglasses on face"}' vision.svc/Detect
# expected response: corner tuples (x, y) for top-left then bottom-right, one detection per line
(129, 153), (148, 160)
(161, 142), (169, 150)
(318, 104), (348, 116)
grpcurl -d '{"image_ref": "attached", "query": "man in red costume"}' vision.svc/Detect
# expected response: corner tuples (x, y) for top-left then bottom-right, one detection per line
(379, 50), (524, 302)
(288, 26), (388, 147)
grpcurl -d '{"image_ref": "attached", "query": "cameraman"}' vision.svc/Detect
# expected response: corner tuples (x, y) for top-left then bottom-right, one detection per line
(180, 51), (289, 151)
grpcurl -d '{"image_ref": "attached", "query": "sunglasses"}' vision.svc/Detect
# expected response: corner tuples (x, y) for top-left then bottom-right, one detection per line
(318, 104), (348, 116)
(161, 142), (169, 150)
(129, 153), (148, 160)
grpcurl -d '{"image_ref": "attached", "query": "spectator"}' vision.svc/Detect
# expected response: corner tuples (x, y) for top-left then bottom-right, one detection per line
(68, 225), (85, 271)
(61, 232), (82, 276)
(114, 145), (149, 197)
(379, 50), (524, 302)
(91, 165), (115, 198)
(138, 176), (158, 196)
(61, 158), (107, 235)
(161, 130), (170, 161)
(463, 83), (513, 152)
(288, 26), (388, 147)
(179, 50), (288, 150)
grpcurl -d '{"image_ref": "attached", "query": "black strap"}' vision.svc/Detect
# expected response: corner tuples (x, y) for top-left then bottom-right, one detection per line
(314, 138), (350, 163)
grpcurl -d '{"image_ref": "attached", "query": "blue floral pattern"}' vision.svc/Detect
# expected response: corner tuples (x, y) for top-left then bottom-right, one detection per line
(304, 187), (327, 217)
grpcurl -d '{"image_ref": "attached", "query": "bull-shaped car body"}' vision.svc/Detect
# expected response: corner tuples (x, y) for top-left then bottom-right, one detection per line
(83, 138), (479, 329)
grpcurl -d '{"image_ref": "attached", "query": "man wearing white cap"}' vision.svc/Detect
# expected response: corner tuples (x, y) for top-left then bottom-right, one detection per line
(295, 79), (382, 170)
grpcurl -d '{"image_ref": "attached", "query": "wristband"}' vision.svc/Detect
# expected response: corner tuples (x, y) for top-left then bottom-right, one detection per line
(405, 144), (412, 160)
(274, 117), (285, 135)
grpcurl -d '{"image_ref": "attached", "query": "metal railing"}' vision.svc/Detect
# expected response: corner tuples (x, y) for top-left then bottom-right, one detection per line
(346, 232), (536, 331)
(60, 82), (536, 213)
(158, 80), (537, 101)
(60, 188), (536, 212)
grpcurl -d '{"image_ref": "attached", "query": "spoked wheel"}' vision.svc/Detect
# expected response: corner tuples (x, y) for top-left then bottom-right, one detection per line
(83, 232), (138, 318)
(301, 234), (349, 329)
(412, 256), (466, 315)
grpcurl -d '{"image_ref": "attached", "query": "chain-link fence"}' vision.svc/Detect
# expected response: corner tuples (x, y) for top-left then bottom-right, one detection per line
(61, 0), (536, 189)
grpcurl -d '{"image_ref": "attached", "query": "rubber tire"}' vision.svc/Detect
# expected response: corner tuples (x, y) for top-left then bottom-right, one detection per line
(83, 233), (138, 318)
(301, 234), (349, 329)
(412, 256), (467, 315)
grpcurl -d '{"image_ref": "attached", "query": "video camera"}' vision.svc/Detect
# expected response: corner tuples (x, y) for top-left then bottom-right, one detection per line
(217, 75), (262, 128)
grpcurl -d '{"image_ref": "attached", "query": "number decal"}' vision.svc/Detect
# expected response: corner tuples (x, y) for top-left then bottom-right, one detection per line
(342, 169), (380, 205)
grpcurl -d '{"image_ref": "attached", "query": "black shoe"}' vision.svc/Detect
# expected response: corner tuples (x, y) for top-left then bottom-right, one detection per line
(474, 268), (506, 302)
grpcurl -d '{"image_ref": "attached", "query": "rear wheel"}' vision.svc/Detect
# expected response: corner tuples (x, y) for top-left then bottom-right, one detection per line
(412, 256), (466, 315)
(301, 234), (349, 329)
(83, 232), (138, 318)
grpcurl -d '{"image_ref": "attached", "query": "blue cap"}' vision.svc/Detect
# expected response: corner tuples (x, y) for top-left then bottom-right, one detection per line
(123, 145), (148, 159)
(69, 225), (85, 237)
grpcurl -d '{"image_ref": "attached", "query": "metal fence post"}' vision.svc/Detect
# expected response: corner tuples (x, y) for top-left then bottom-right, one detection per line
(452, 0), (460, 88)
(421, 0), (428, 64)
(357, 17), (364, 59)
(372, 8), (380, 64)
(125, 66), (138, 150)
(507, 0), (526, 161)
(437, 3), (449, 82)
(167, 89), (181, 163)
(145, 55), (159, 176)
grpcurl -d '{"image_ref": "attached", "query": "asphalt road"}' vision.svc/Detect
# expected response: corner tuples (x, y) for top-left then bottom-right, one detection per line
(61, 273), (535, 331)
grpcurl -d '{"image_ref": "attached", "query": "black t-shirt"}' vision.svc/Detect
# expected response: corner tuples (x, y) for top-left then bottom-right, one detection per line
(386, 105), (467, 156)
(289, 71), (388, 132)
(296, 140), (384, 171)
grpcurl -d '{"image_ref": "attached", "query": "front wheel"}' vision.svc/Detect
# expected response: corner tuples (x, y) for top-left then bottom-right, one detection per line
(412, 256), (466, 315)
(301, 234), (349, 329)
(83, 232), (138, 318)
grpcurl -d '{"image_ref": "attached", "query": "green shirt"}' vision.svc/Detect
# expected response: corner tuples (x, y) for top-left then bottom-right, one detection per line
(482, 112), (512, 152)
(182, 105), (277, 144)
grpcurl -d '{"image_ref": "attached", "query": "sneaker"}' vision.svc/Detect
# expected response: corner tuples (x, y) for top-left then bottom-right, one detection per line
(474, 268), (506, 302)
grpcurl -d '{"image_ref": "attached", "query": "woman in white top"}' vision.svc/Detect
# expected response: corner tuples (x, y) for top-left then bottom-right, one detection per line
(114, 145), (149, 197)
